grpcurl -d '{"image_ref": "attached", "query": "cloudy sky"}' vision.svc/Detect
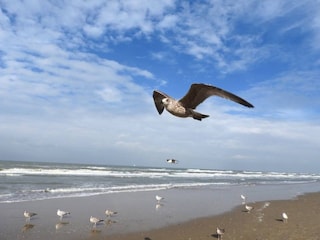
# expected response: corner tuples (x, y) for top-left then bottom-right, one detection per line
(1, 0), (319, 173)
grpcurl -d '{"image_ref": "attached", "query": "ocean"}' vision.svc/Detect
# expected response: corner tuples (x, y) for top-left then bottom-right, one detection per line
(1, 160), (320, 204)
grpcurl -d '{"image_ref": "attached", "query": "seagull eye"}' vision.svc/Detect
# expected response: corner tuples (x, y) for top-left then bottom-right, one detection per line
(162, 98), (168, 104)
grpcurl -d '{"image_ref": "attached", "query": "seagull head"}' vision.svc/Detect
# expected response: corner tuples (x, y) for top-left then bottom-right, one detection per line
(161, 98), (170, 106)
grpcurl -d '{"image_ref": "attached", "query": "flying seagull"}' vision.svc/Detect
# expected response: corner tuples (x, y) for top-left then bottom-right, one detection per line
(166, 159), (178, 164)
(153, 83), (254, 121)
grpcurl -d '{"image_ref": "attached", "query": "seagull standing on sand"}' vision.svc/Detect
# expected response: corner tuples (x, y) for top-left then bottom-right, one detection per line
(282, 212), (288, 223)
(240, 194), (246, 202)
(216, 227), (225, 240)
(240, 194), (246, 205)
(24, 210), (37, 221)
(90, 216), (104, 227)
(156, 195), (164, 203)
(105, 210), (118, 217)
(57, 209), (70, 220)
(153, 83), (254, 121)
(245, 204), (254, 213)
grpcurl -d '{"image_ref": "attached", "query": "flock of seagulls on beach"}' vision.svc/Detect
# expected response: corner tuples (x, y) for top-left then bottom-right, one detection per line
(21, 195), (167, 233)
(89, 209), (119, 228)
(240, 194), (289, 222)
(23, 207), (119, 230)
(202, 194), (290, 239)
(22, 193), (290, 239)
(212, 194), (290, 239)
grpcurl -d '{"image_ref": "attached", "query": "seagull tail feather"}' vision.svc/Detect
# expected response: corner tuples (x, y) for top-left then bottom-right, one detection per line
(191, 111), (209, 121)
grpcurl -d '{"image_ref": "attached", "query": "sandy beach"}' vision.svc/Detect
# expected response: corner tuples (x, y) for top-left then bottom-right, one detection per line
(112, 192), (320, 240)
(0, 183), (320, 240)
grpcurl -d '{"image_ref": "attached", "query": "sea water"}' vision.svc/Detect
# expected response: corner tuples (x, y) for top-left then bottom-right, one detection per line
(1, 160), (320, 203)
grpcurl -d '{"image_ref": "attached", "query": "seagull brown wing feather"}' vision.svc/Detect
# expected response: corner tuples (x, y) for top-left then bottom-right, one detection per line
(179, 83), (254, 109)
(153, 90), (170, 114)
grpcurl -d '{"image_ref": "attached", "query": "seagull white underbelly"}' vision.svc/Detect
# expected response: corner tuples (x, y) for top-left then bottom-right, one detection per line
(166, 104), (190, 117)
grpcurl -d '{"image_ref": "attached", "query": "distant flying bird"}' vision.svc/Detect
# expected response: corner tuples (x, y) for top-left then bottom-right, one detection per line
(57, 209), (70, 220)
(153, 83), (254, 121)
(24, 210), (37, 221)
(216, 227), (225, 240)
(105, 210), (118, 217)
(166, 159), (178, 164)
(282, 212), (288, 223)
(156, 195), (164, 202)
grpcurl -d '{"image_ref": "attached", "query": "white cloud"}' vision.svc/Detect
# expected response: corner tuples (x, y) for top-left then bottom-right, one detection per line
(0, 0), (319, 173)
(248, 70), (320, 119)
(157, 14), (178, 29)
(2, 0), (319, 74)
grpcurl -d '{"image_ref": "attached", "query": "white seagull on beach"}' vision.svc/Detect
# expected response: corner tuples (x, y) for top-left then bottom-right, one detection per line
(156, 195), (164, 203)
(216, 227), (225, 240)
(245, 204), (254, 213)
(240, 194), (246, 201)
(24, 210), (37, 221)
(153, 83), (254, 121)
(57, 209), (70, 220)
(105, 209), (118, 217)
(90, 216), (104, 227)
(282, 212), (288, 223)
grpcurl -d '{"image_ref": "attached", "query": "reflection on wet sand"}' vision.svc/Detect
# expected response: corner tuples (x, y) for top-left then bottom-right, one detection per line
(90, 228), (102, 235)
(21, 223), (34, 232)
(55, 221), (69, 230)
(156, 203), (164, 210)
(105, 219), (117, 227)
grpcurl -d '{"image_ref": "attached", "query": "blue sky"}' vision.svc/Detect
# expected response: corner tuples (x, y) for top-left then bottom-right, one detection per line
(0, 0), (319, 173)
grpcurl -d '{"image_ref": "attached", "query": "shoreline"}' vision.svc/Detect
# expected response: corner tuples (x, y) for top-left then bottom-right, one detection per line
(0, 182), (319, 239)
(110, 191), (320, 240)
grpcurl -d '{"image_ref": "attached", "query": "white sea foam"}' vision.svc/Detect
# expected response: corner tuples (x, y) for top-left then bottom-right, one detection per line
(1, 167), (320, 184)
(0, 182), (219, 203)
(1, 161), (320, 203)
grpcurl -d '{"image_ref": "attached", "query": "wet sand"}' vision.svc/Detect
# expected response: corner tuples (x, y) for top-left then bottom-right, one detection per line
(0, 183), (319, 240)
(112, 192), (320, 240)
